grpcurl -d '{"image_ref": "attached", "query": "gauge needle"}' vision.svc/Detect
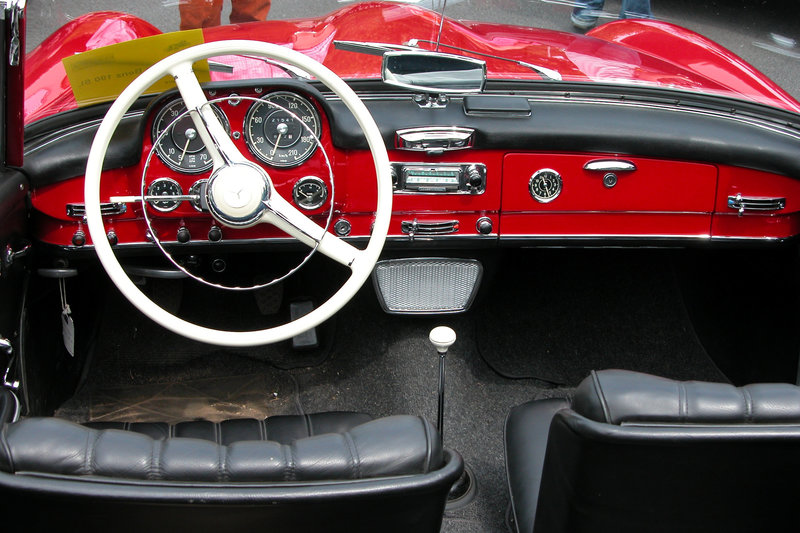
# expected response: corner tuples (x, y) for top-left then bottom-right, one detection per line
(179, 128), (197, 163)
(271, 133), (282, 157)
(271, 122), (290, 157)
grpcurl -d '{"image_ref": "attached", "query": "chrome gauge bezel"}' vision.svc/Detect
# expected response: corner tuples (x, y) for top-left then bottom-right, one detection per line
(189, 179), (207, 212)
(151, 100), (230, 174)
(146, 177), (183, 212)
(243, 91), (322, 168)
(529, 168), (563, 203)
(292, 176), (329, 210)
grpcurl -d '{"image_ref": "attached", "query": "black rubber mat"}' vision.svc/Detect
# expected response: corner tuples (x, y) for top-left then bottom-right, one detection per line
(476, 249), (728, 385)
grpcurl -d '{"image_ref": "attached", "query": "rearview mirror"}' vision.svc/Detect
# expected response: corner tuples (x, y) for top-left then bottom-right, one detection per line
(382, 51), (486, 93)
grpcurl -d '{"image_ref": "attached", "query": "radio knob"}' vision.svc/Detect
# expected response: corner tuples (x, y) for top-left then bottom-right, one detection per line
(390, 166), (399, 188)
(467, 165), (483, 190)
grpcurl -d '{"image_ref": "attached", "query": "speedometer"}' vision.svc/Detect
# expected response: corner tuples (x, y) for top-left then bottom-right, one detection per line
(152, 100), (230, 174)
(244, 91), (321, 168)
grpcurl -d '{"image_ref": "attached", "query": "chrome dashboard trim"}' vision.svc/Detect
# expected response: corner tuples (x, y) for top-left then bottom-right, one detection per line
(584, 160), (637, 172)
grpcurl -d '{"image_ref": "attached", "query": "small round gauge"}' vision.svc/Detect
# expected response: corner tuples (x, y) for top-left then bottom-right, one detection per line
(529, 169), (562, 203)
(292, 176), (329, 210)
(152, 100), (230, 174)
(188, 179), (208, 212)
(147, 178), (183, 212)
(244, 91), (321, 168)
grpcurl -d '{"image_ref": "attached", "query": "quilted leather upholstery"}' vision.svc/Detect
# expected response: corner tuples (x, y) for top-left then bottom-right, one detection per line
(0, 391), (441, 482)
(505, 370), (800, 533)
(572, 369), (800, 424)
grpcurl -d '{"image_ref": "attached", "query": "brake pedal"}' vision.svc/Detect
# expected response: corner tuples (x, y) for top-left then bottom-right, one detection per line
(290, 300), (318, 350)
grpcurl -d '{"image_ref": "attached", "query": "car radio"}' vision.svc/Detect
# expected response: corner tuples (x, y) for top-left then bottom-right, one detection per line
(390, 163), (486, 194)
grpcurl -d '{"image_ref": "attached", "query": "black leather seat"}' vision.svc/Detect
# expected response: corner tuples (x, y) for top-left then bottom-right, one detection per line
(505, 369), (800, 533)
(0, 388), (462, 532)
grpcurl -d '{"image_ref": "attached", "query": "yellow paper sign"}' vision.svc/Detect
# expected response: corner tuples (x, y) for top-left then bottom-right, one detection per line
(63, 29), (211, 107)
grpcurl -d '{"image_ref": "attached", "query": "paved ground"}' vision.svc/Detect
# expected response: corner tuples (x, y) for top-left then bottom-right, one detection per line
(24, 0), (800, 101)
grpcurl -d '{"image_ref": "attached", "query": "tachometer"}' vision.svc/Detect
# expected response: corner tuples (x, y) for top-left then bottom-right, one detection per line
(152, 100), (230, 174)
(244, 91), (321, 167)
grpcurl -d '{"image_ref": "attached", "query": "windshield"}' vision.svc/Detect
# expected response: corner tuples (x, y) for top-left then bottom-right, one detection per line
(23, 0), (800, 122)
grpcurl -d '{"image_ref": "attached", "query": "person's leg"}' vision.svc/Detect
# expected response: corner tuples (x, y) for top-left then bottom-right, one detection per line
(571, 0), (605, 30)
(230, 0), (272, 24)
(179, 0), (223, 30)
(620, 0), (652, 19)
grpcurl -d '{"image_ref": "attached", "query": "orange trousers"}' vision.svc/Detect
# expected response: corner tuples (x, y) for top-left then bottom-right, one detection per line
(179, 0), (272, 30)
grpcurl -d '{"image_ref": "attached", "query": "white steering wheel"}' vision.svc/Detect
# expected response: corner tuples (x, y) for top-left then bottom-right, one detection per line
(84, 41), (392, 347)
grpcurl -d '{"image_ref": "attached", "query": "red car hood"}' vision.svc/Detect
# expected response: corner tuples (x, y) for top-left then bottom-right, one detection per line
(24, 1), (800, 124)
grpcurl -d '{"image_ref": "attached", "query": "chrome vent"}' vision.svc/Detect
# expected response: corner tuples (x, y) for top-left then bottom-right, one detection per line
(401, 219), (459, 236)
(727, 194), (786, 215)
(66, 202), (127, 218)
(372, 258), (483, 314)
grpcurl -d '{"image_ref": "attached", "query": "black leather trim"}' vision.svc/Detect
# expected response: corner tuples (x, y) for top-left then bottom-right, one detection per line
(0, 413), (442, 482)
(21, 83), (800, 188)
(504, 398), (570, 533)
(0, 449), (463, 532)
(327, 96), (800, 178)
(505, 371), (800, 533)
(573, 369), (800, 425)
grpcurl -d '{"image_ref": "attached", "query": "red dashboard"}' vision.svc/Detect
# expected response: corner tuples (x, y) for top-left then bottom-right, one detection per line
(27, 84), (800, 250)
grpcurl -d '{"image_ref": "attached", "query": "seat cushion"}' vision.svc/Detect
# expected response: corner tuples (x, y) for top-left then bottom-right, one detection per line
(0, 406), (442, 483)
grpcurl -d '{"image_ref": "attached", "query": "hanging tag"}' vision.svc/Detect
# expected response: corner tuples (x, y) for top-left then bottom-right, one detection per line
(59, 279), (75, 357)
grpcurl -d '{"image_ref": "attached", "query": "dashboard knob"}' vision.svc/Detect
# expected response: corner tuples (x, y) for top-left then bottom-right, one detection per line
(334, 219), (351, 237)
(468, 166), (482, 186)
(72, 230), (86, 247)
(476, 217), (493, 235)
(208, 226), (222, 242)
(177, 226), (191, 243)
(106, 230), (118, 246)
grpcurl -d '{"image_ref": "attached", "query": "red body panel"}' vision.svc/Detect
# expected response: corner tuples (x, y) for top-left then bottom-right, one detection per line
(24, 3), (800, 124)
(23, 3), (800, 248)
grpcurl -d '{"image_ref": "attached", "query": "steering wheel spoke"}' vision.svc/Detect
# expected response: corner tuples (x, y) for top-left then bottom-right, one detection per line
(261, 193), (360, 267)
(170, 61), (246, 167)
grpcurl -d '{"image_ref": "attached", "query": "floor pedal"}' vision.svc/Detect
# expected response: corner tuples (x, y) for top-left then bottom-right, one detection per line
(253, 280), (283, 315)
(290, 300), (318, 350)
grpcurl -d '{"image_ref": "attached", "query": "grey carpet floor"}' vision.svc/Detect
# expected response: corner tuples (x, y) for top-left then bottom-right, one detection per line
(55, 249), (731, 532)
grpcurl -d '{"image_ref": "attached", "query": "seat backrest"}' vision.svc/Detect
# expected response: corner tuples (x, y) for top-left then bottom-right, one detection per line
(0, 388), (463, 532)
(535, 370), (800, 533)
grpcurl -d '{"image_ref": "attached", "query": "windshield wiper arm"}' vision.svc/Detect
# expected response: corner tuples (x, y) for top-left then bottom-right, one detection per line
(334, 41), (419, 56)
(405, 39), (562, 81)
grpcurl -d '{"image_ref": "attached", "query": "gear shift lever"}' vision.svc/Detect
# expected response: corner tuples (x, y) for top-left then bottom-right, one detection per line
(429, 326), (456, 442)
(429, 326), (474, 508)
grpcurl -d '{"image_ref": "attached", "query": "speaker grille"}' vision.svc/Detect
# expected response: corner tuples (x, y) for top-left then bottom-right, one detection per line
(372, 258), (482, 314)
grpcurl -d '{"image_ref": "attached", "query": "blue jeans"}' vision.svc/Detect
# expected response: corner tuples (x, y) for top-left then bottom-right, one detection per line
(572, 0), (652, 23)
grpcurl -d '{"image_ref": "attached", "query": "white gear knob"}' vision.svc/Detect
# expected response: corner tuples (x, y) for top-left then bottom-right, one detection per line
(429, 326), (456, 354)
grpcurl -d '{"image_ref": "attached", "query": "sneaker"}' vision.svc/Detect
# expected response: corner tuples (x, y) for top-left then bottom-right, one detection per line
(570, 12), (597, 31)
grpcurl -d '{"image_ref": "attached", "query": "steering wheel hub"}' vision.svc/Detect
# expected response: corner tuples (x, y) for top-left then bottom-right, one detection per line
(207, 162), (269, 227)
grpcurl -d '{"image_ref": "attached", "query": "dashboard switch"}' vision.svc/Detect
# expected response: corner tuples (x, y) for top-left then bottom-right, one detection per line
(208, 226), (222, 242)
(72, 230), (86, 247)
(177, 227), (191, 243)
